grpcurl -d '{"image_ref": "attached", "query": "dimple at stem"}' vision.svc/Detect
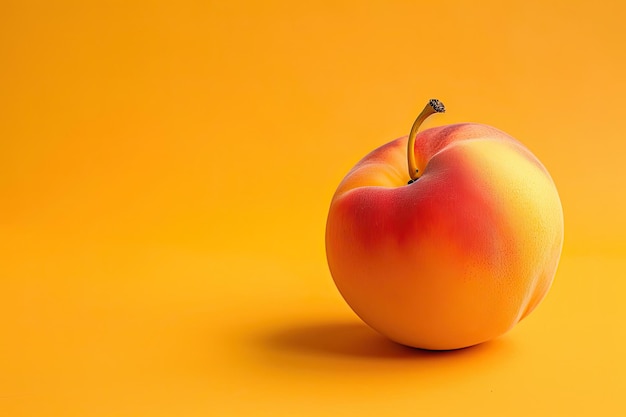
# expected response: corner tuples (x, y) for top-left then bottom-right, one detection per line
(407, 99), (445, 184)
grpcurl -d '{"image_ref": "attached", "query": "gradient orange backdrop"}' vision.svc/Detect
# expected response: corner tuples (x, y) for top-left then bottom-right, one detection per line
(1, 0), (625, 415)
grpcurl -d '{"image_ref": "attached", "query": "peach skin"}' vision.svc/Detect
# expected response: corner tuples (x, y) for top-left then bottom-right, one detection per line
(325, 100), (564, 350)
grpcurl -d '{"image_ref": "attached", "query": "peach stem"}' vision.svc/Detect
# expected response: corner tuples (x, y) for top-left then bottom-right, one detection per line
(407, 99), (445, 183)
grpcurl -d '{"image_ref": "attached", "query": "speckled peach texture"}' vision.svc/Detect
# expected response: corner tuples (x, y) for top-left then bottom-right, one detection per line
(326, 123), (564, 350)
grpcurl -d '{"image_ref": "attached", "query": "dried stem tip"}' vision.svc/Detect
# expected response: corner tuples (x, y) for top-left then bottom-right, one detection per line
(428, 99), (445, 113)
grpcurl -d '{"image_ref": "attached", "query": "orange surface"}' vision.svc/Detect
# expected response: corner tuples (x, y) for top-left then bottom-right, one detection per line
(1, 0), (625, 415)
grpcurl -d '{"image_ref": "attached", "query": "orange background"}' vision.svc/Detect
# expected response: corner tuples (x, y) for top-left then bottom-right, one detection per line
(1, 0), (625, 415)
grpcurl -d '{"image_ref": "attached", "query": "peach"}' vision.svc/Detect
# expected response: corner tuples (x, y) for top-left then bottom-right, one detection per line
(325, 100), (564, 350)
